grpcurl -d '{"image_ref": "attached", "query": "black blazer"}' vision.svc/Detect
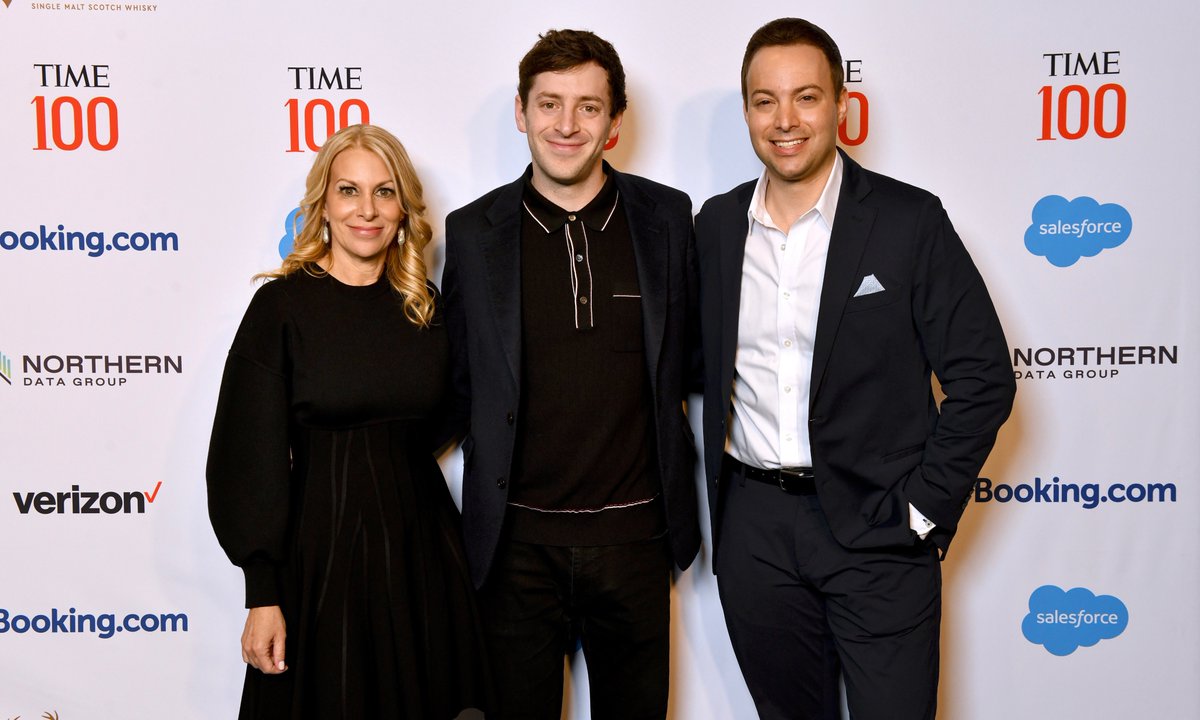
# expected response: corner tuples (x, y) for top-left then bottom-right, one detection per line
(443, 164), (701, 588)
(696, 150), (1015, 558)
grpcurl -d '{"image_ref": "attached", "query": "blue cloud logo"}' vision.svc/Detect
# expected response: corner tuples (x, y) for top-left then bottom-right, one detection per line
(1022, 585), (1128, 656)
(278, 207), (304, 260)
(1024, 195), (1132, 267)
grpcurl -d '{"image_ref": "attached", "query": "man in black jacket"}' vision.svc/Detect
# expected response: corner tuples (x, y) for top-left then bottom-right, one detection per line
(443, 28), (700, 720)
(695, 18), (1015, 720)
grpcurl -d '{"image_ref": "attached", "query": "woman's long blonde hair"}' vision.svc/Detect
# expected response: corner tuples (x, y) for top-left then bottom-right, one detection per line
(260, 124), (435, 327)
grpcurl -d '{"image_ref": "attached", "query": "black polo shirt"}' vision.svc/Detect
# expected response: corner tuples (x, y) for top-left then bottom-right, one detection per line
(509, 172), (664, 546)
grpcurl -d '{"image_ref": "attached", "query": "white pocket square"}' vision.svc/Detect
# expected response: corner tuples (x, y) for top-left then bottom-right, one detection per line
(853, 274), (885, 297)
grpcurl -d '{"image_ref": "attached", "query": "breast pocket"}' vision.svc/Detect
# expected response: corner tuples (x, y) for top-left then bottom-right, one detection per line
(609, 293), (644, 353)
(844, 276), (906, 314)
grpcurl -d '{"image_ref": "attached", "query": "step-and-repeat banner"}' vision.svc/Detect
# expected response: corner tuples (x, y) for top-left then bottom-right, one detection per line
(2, 1), (1196, 718)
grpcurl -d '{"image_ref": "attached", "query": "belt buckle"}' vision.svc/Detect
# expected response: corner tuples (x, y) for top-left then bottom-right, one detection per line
(778, 467), (812, 494)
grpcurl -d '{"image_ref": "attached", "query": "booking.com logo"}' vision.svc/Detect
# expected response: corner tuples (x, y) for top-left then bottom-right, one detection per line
(1024, 195), (1132, 267)
(974, 475), (1176, 509)
(0, 225), (180, 258)
(1022, 585), (1128, 656)
(0, 606), (188, 640)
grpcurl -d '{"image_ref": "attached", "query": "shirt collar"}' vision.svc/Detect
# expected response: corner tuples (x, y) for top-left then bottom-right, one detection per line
(747, 151), (843, 232)
(522, 169), (621, 234)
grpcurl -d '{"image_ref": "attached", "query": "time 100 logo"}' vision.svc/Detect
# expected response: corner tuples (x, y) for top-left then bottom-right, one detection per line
(285, 65), (371, 153)
(1038, 51), (1126, 141)
(31, 63), (118, 152)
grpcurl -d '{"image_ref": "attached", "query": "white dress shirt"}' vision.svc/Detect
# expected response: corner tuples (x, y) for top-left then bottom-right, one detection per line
(727, 154), (842, 470)
(726, 154), (934, 539)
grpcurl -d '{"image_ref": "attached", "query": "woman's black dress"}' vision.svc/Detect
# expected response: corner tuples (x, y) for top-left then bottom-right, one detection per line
(207, 271), (489, 719)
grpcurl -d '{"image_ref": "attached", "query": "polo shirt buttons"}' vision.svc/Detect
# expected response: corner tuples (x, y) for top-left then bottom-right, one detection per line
(496, 477), (507, 489)
(506, 412), (514, 425)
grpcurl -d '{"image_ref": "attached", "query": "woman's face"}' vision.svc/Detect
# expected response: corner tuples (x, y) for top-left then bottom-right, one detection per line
(322, 146), (404, 273)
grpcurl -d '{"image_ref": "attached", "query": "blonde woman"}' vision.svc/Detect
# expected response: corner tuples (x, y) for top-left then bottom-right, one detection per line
(207, 124), (490, 718)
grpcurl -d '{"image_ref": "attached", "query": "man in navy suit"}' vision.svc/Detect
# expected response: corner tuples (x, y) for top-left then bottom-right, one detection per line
(695, 18), (1015, 720)
(443, 29), (699, 720)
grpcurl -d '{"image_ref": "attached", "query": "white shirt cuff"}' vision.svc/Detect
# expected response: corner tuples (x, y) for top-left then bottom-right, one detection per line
(909, 503), (936, 540)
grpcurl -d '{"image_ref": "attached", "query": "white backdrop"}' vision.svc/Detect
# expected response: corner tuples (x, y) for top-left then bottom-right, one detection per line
(2, 1), (1197, 718)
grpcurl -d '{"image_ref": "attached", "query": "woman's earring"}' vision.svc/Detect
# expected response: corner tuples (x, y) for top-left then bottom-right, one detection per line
(396, 227), (406, 246)
(322, 222), (330, 244)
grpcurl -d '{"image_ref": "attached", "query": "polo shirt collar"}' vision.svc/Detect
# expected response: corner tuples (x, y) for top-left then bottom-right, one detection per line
(522, 168), (621, 234)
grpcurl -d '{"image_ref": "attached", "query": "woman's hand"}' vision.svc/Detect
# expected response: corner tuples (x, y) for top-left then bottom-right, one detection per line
(241, 605), (287, 674)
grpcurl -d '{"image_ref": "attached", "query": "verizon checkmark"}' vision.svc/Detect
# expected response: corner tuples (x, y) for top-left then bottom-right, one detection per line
(144, 481), (163, 503)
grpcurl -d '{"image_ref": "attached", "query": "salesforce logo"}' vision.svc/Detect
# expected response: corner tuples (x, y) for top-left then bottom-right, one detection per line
(279, 207), (304, 259)
(1022, 585), (1128, 656)
(1024, 195), (1132, 267)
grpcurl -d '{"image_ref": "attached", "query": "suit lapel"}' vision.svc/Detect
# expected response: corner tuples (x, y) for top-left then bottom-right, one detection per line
(720, 184), (755, 402)
(479, 178), (525, 386)
(615, 170), (667, 385)
(810, 152), (876, 406)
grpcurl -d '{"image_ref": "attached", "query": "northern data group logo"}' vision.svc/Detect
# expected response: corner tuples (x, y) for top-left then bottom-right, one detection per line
(2, 350), (182, 389)
(1022, 585), (1128, 656)
(1013, 344), (1178, 381)
(1024, 195), (1131, 267)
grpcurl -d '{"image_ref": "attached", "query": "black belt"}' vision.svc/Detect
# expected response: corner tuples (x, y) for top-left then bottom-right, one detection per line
(726, 455), (816, 495)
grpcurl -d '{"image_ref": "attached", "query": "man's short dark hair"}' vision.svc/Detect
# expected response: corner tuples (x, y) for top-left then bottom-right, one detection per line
(518, 29), (628, 117)
(741, 18), (844, 105)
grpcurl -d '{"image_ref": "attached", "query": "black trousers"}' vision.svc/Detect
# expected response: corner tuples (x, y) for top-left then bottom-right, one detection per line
(716, 459), (941, 720)
(479, 534), (671, 720)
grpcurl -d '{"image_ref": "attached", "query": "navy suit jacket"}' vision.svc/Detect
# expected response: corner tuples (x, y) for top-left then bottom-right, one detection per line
(696, 150), (1015, 559)
(443, 164), (701, 588)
